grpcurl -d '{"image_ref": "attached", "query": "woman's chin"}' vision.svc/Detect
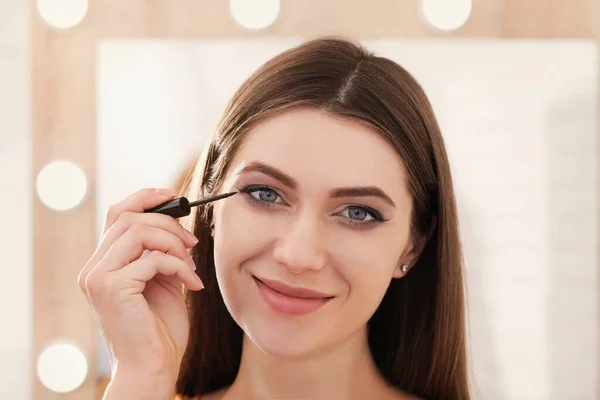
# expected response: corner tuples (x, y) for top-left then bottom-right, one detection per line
(252, 339), (319, 359)
(244, 324), (325, 359)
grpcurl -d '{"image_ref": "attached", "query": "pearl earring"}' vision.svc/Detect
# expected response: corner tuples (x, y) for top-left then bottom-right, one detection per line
(401, 264), (410, 273)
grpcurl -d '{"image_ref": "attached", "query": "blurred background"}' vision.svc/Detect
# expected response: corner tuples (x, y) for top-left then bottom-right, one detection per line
(1, 0), (598, 399)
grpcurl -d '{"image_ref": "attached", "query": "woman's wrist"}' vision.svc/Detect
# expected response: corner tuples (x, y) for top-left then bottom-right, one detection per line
(103, 368), (176, 400)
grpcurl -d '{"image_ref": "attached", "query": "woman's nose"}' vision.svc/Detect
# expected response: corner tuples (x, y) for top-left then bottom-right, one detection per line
(272, 214), (326, 274)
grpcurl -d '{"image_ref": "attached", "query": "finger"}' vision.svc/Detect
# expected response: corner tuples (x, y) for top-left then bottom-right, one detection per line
(118, 251), (203, 292)
(97, 224), (191, 273)
(101, 188), (178, 235)
(79, 211), (197, 293)
(82, 211), (198, 282)
(83, 252), (201, 308)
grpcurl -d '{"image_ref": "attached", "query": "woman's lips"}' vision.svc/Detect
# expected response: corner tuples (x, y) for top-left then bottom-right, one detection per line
(253, 276), (333, 315)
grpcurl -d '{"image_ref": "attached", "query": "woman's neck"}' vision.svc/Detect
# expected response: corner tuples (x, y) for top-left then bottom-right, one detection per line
(221, 327), (401, 400)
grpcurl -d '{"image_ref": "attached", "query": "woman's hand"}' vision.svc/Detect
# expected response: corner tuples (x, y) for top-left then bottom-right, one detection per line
(78, 188), (203, 395)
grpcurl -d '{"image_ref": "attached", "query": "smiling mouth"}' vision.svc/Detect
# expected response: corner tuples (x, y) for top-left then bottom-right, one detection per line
(253, 276), (333, 315)
(254, 276), (334, 299)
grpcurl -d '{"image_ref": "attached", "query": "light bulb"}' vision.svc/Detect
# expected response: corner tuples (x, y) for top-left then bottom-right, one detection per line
(36, 160), (87, 211)
(37, 340), (88, 393)
(230, 0), (280, 30)
(421, 0), (472, 31)
(37, 0), (88, 29)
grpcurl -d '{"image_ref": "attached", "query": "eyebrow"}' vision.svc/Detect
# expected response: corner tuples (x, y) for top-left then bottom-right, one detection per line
(330, 187), (395, 208)
(238, 162), (298, 189)
(238, 161), (395, 208)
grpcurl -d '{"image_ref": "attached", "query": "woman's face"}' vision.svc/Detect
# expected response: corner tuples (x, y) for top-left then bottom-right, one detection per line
(212, 107), (415, 358)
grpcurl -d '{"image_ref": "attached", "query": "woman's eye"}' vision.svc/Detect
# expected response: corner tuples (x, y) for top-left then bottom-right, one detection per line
(342, 206), (376, 222)
(238, 184), (286, 208)
(251, 188), (280, 203)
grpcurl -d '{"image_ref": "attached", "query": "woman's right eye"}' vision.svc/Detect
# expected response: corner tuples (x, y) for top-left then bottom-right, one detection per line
(239, 185), (284, 206)
(251, 188), (280, 203)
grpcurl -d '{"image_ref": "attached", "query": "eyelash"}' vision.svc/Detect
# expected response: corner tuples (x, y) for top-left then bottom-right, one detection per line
(237, 184), (388, 228)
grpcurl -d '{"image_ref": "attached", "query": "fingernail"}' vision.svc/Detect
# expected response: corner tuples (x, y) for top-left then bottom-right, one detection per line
(196, 275), (204, 290)
(156, 188), (177, 197)
(187, 255), (196, 270)
(184, 229), (199, 245)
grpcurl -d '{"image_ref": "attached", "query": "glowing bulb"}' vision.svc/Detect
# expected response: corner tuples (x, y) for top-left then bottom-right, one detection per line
(421, 0), (472, 31)
(37, 0), (88, 29)
(36, 160), (87, 211)
(37, 340), (88, 393)
(230, 0), (280, 30)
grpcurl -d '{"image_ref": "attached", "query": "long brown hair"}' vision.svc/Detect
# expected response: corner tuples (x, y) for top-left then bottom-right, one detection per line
(176, 37), (470, 400)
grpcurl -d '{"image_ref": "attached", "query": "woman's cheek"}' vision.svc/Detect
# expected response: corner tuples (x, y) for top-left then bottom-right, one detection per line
(214, 197), (285, 269)
(329, 236), (400, 300)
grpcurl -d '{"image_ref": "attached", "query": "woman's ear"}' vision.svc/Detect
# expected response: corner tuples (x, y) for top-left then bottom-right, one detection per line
(392, 216), (437, 278)
(392, 262), (411, 278)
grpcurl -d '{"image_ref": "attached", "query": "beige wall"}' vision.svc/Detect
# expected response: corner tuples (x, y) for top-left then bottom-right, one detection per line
(0, 0), (30, 399)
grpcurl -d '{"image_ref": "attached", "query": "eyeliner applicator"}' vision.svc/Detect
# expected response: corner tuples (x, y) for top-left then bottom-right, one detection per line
(144, 191), (237, 218)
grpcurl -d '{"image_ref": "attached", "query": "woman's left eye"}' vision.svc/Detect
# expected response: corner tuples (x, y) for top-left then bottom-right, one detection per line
(340, 206), (383, 223)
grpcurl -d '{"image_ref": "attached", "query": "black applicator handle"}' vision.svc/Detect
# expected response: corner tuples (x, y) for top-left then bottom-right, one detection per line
(144, 191), (237, 218)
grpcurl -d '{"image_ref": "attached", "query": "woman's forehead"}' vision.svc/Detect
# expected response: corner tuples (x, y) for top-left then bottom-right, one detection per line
(227, 108), (409, 195)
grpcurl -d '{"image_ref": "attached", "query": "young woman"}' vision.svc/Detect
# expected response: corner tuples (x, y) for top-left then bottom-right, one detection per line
(79, 37), (470, 400)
